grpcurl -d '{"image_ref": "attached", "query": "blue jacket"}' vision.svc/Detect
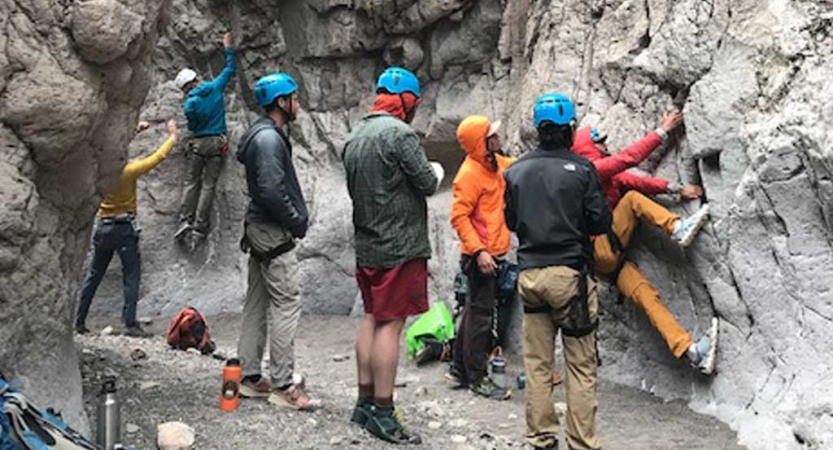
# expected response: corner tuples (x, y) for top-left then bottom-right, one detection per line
(183, 48), (236, 136)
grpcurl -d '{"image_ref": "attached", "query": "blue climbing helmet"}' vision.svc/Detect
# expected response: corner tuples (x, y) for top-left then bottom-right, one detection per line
(533, 93), (576, 128)
(254, 72), (298, 107)
(376, 67), (421, 98)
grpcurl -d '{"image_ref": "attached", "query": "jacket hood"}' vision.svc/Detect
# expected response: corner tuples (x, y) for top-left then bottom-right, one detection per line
(188, 81), (214, 98)
(571, 127), (603, 161)
(456, 115), (491, 167)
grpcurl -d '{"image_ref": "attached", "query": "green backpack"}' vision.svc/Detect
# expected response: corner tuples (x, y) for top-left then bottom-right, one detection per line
(405, 302), (455, 360)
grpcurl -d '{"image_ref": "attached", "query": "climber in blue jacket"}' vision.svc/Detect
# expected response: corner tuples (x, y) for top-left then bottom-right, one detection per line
(173, 32), (236, 245)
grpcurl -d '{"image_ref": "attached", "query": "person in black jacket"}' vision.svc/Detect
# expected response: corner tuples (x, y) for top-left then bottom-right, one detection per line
(504, 93), (611, 450)
(233, 72), (318, 410)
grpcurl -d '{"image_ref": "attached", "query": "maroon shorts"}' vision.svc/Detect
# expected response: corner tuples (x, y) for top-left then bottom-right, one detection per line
(356, 258), (429, 321)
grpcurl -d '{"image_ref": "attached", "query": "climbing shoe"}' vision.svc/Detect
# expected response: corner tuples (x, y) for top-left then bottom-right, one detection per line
(174, 222), (191, 241)
(670, 204), (710, 247)
(470, 377), (512, 400)
(75, 324), (90, 335)
(686, 317), (719, 375)
(364, 405), (422, 445)
(351, 399), (373, 426)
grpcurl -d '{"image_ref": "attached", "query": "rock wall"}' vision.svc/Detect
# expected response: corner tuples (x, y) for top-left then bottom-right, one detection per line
(0, 0), (165, 431)
(3, 0), (832, 448)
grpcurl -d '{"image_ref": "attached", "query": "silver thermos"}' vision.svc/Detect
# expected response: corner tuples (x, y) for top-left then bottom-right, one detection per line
(96, 376), (121, 450)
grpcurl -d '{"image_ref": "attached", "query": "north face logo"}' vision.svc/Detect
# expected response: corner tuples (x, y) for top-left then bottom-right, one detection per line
(564, 163), (576, 172)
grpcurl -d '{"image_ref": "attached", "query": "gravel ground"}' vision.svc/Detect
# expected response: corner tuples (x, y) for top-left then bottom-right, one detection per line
(78, 315), (746, 450)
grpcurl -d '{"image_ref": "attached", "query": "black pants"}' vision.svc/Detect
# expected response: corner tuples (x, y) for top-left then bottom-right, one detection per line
(76, 219), (141, 327)
(452, 255), (496, 386)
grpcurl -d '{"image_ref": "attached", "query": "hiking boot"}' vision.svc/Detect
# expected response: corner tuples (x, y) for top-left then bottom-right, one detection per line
(445, 366), (466, 389)
(174, 222), (191, 241)
(351, 399), (373, 426)
(268, 385), (319, 411)
(471, 377), (512, 400)
(670, 204), (710, 247)
(364, 405), (422, 445)
(75, 324), (90, 335)
(240, 376), (271, 399)
(685, 317), (719, 375)
(124, 324), (152, 338)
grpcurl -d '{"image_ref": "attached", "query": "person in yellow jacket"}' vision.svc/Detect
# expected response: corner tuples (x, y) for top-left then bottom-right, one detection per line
(448, 115), (515, 400)
(75, 119), (179, 337)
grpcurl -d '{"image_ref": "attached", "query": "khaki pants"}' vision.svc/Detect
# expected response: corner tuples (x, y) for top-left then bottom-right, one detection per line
(179, 135), (225, 233)
(594, 191), (693, 358)
(519, 266), (600, 450)
(237, 222), (300, 387)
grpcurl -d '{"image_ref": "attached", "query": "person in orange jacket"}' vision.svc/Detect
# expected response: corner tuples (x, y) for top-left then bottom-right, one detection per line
(571, 111), (718, 375)
(448, 115), (515, 400)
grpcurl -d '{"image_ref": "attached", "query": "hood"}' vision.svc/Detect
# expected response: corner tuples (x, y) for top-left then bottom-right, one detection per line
(236, 117), (277, 163)
(188, 80), (214, 98)
(571, 127), (603, 161)
(456, 115), (491, 167)
(370, 93), (419, 121)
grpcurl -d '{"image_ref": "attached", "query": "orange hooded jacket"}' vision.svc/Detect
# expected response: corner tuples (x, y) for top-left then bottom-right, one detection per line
(451, 116), (515, 257)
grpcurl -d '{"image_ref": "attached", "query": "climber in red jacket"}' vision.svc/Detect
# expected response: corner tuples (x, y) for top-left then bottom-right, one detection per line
(571, 110), (718, 375)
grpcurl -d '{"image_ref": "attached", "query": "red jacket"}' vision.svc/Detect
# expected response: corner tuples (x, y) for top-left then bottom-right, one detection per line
(571, 127), (669, 208)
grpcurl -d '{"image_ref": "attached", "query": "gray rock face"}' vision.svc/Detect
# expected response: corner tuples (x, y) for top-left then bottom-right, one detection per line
(3, 0), (832, 448)
(0, 0), (165, 433)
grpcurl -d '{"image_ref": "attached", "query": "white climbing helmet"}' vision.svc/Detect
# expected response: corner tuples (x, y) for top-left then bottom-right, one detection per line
(175, 68), (198, 90)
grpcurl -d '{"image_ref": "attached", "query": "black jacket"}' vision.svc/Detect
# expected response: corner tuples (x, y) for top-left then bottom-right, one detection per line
(504, 144), (611, 270)
(237, 117), (308, 238)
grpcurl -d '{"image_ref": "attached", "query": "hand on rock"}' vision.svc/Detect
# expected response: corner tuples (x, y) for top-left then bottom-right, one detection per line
(167, 120), (179, 140)
(661, 110), (684, 132)
(680, 184), (703, 200)
(135, 121), (150, 134)
(223, 32), (233, 49)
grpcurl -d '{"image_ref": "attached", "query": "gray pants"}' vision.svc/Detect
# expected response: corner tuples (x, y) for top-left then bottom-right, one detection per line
(179, 135), (225, 233)
(237, 222), (300, 388)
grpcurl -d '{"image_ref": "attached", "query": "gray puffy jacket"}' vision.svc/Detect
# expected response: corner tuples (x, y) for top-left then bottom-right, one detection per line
(236, 117), (308, 238)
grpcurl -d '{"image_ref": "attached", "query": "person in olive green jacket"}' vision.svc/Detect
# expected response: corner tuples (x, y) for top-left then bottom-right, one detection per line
(75, 119), (179, 337)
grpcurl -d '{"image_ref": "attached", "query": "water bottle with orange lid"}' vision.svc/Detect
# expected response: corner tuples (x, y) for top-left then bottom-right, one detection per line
(220, 358), (241, 411)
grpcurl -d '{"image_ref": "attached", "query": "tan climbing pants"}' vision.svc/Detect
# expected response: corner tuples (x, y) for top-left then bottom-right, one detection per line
(594, 190), (693, 358)
(519, 266), (600, 450)
(237, 222), (300, 388)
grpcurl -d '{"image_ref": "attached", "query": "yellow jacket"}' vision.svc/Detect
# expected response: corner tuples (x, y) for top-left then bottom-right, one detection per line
(451, 116), (515, 256)
(97, 137), (175, 217)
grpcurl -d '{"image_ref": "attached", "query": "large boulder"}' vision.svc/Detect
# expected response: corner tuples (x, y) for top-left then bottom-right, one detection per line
(0, 0), (165, 433)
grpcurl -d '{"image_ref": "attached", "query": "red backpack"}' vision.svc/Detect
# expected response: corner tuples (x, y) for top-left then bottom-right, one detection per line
(166, 307), (215, 354)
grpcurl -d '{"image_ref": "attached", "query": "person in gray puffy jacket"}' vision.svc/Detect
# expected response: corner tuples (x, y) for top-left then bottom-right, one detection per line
(233, 72), (317, 411)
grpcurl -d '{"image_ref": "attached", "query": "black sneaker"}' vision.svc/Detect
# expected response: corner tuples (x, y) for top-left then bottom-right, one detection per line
(75, 324), (90, 335)
(124, 324), (152, 338)
(364, 405), (421, 445)
(350, 399), (373, 426)
(445, 365), (466, 389)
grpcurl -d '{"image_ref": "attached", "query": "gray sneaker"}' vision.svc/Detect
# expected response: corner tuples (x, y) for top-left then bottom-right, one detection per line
(670, 204), (710, 247)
